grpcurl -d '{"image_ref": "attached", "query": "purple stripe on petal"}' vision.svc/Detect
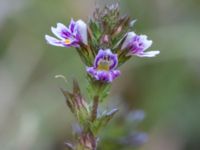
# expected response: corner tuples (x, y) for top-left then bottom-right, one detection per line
(109, 54), (118, 70)
(51, 23), (71, 39)
(94, 49), (105, 68)
(69, 19), (76, 33)
(61, 29), (71, 38)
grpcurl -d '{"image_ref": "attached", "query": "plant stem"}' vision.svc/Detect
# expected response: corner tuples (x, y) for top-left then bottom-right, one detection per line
(91, 96), (99, 122)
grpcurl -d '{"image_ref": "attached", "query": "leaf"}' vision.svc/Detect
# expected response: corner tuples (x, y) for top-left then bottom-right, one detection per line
(90, 108), (118, 135)
(73, 80), (81, 96)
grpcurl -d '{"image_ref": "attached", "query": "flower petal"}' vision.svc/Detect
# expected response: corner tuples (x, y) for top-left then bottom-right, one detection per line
(139, 35), (153, 51)
(86, 67), (95, 75)
(121, 32), (136, 50)
(76, 20), (88, 45)
(104, 49), (113, 55)
(51, 23), (70, 39)
(136, 50), (160, 57)
(45, 35), (64, 47)
(97, 70), (120, 83)
(69, 19), (76, 33)
(111, 70), (121, 79)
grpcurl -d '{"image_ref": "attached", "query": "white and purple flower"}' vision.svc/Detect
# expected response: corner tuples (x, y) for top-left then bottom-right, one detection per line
(87, 49), (120, 83)
(121, 32), (160, 57)
(45, 19), (87, 48)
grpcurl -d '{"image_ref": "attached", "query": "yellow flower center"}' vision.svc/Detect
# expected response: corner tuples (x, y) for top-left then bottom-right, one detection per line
(65, 39), (71, 45)
(97, 60), (110, 71)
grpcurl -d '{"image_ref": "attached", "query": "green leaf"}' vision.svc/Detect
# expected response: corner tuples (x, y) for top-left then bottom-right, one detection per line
(90, 108), (118, 135)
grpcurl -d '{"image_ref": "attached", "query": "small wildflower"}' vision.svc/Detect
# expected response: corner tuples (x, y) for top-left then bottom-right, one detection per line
(45, 19), (87, 48)
(87, 49), (120, 83)
(127, 110), (145, 123)
(121, 32), (160, 57)
(120, 132), (148, 146)
(46, 3), (158, 150)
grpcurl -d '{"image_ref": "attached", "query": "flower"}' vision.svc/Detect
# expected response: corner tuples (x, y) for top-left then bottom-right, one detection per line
(45, 19), (87, 48)
(127, 110), (145, 123)
(87, 49), (120, 83)
(121, 32), (160, 57)
(120, 132), (148, 146)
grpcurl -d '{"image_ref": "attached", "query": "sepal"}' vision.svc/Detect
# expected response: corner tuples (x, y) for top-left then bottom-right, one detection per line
(61, 80), (90, 125)
(87, 75), (111, 102)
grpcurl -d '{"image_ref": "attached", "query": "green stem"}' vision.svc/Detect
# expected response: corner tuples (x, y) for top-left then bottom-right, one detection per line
(91, 96), (99, 122)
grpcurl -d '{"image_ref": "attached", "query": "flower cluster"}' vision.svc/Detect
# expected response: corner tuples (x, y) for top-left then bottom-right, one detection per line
(45, 5), (159, 84)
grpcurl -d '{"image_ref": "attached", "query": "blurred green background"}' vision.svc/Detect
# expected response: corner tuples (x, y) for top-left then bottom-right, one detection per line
(0, 0), (200, 150)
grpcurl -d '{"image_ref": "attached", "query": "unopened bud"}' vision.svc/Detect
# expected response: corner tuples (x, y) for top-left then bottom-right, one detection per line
(101, 34), (109, 44)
